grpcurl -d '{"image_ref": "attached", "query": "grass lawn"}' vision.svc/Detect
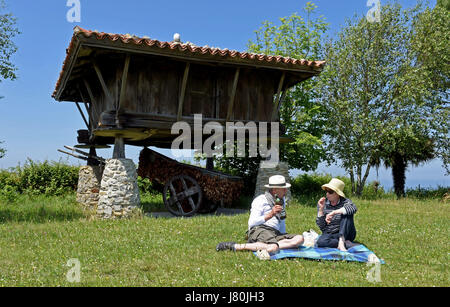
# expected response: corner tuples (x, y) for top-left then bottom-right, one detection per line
(0, 193), (448, 287)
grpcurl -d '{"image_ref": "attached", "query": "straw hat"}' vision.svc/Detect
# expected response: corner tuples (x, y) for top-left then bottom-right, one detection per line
(265, 175), (291, 189)
(322, 178), (346, 197)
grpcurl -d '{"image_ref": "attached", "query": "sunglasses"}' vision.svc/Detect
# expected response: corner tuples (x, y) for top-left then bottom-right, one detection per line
(325, 189), (335, 194)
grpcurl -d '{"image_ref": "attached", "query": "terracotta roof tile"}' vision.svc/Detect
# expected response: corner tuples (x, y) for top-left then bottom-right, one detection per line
(53, 26), (325, 99)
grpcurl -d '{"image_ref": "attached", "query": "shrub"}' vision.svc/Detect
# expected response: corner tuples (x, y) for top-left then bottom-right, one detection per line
(1, 159), (79, 195)
(405, 186), (449, 199)
(290, 173), (352, 205)
(0, 185), (19, 203)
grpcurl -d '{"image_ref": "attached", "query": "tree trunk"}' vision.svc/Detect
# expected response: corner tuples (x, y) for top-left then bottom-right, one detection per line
(392, 153), (406, 199)
(349, 168), (355, 195)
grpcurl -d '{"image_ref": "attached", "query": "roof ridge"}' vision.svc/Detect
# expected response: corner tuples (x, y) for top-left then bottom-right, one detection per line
(72, 26), (326, 68)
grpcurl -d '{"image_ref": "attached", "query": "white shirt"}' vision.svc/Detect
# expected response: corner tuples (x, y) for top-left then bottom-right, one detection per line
(248, 194), (286, 233)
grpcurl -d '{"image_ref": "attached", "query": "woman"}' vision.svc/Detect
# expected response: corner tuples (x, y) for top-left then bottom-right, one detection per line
(316, 178), (358, 251)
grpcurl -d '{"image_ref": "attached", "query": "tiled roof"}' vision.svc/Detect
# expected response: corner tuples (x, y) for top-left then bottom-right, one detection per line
(73, 26), (325, 68)
(53, 26), (325, 99)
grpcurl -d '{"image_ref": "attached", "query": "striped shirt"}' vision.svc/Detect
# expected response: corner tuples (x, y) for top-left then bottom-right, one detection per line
(316, 197), (357, 234)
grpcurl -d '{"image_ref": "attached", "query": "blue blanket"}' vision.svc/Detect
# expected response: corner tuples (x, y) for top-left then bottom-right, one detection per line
(254, 244), (385, 264)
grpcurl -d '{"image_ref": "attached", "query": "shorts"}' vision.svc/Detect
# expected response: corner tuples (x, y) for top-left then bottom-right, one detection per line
(247, 225), (297, 246)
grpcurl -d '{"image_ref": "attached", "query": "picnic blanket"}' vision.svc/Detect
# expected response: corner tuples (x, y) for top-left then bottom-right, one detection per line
(254, 244), (385, 263)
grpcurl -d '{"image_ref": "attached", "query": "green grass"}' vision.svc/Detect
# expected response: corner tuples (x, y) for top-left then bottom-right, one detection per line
(0, 194), (448, 286)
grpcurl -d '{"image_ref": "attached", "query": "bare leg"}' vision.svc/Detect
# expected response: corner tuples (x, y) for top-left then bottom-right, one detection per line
(234, 242), (279, 253)
(338, 236), (347, 252)
(277, 235), (304, 250)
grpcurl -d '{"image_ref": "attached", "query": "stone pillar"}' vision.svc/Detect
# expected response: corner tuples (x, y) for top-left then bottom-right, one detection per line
(97, 158), (140, 219)
(254, 161), (292, 201)
(76, 165), (104, 210)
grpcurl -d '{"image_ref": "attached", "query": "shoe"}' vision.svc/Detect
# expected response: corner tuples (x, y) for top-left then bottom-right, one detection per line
(216, 242), (236, 252)
(255, 250), (271, 260)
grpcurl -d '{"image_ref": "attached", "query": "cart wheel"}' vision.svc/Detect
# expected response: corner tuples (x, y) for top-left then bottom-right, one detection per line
(163, 175), (203, 217)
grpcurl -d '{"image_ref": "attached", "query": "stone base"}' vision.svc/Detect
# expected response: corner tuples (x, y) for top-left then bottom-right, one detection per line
(97, 158), (141, 219)
(76, 165), (104, 210)
(254, 162), (292, 201)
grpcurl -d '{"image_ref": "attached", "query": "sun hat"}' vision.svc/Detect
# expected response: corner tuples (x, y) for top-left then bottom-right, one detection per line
(322, 178), (346, 197)
(264, 175), (291, 189)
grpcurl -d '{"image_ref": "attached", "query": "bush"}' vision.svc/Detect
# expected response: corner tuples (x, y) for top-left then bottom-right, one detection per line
(0, 185), (19, 203)
(406, 186), (449, 199)
(290, 173), (352, 205)
(0, 159), (79, 196)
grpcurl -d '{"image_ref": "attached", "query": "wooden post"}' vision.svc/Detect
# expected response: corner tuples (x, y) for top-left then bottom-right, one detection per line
(177, 62), (190, 121)
(77, 85), (92, 130)
(113, 136), (125, 159)
(87, 147), (100, 166)
(75, 102), (90, 129)
(118, 54), (131, 115)
(92, 60), (113, 105)
(226, 68), (240, 122)
(83, 79), (99, 119)
(272, 72), (286, 121)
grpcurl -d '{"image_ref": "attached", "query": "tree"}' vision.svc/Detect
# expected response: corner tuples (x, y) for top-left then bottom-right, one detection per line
(437, 0), (450, 10)
(247, 2), (329, 172)
(317, 2), (448, 195)
(211, 2), (329, 195)
(0, 141), (5, 159)
(409, 3), (449, 174)
(372, 129), (435, 198)
(0, 0), (19, 83)
(0, 0), (19, 158)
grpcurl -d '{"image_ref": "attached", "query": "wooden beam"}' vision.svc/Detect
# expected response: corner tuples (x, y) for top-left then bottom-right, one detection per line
(272, 72), (286, 121)
(226, 68), (240, 121)
(77, 84), (93, 128)
(82, 79), (100, 120)
(177, 62), (190, 121)
(92, 60), (113, 103)
(75, 102), (90, 129)
(118, 54), (131, 114)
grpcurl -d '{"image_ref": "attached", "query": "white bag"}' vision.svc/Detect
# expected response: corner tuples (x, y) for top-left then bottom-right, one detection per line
(302, 229), (319, 248)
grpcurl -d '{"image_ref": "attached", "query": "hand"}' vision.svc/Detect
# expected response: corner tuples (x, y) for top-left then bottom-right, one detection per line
(318, 197), (326, 210)
(266, 205), (283, 221)
(272, 205), (283, 216)
(326, 211), (337, 224)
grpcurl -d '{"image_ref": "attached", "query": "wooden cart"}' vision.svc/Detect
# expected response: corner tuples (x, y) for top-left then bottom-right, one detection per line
(138, 147), (243, 217)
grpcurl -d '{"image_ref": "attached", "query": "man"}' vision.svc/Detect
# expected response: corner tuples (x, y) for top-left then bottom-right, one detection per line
(216, 175), (304, 259)
(316, 178), (358, 251)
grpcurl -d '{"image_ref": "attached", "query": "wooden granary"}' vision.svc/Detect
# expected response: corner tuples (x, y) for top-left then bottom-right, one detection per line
(53, 27), (325, 216)
(53, 26), (325, 153)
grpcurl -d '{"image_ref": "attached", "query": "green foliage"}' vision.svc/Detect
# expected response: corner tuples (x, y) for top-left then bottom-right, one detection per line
(0, 140), (5, 159)
(409, 4), (450, 174)
(0, 184), (18, 203)
(405, 185), (449, 200)
(247, 2), (329, 171)
(0, 159), (79, 195)
(290, 173), (352, 204)
(213, 143), (262, 196)
(437, 0), (450, 10)
(317, 2), (449, 195)
(0, 0), (20, 82)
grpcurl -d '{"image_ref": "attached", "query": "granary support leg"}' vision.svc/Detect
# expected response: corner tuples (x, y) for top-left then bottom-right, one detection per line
(113, 136), (125, 159)
(76, 146), (104, 211)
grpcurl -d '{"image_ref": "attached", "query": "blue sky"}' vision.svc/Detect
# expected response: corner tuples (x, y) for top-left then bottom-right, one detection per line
(0, 0), (447, 190)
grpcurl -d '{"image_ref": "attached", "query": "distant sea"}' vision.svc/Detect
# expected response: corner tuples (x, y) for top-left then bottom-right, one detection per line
(290, 159), (449, 191)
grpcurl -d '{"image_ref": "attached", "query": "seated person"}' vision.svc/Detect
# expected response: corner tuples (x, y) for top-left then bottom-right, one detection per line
(216, 175), (303, 259)
(316, 178), (358, 251)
